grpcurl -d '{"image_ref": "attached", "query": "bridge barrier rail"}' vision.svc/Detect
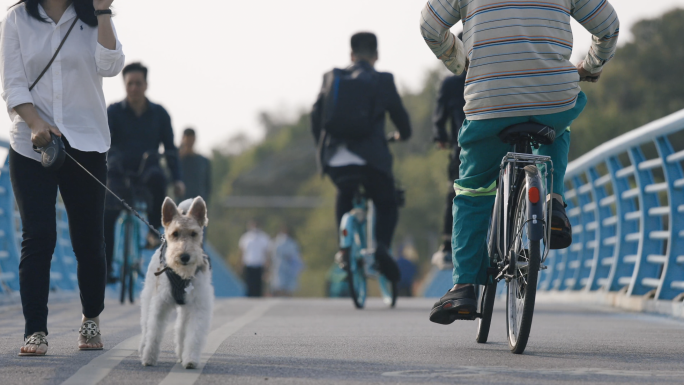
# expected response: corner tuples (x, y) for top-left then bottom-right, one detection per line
(540, 109), (684, 301)
(424, 109), (684, 304)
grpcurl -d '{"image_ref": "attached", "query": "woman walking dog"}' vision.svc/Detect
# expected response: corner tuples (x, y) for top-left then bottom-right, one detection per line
(0, 0), (124, 355)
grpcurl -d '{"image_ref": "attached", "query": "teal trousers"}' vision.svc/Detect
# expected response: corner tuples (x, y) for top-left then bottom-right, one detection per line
(451, 92), (587, 285)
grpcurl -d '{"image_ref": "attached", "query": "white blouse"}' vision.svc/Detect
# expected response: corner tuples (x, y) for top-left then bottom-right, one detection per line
(0, 3), (124, 161)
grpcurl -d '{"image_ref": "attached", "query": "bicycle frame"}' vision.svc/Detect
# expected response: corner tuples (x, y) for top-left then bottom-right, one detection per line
(339, 194), (376, 275)
(488, 152), (554, 277)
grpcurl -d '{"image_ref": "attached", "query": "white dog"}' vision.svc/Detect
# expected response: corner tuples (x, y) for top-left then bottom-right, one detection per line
(139, 196), (214, 369)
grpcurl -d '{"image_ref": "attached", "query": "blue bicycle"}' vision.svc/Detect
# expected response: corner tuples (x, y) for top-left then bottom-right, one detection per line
(337, 188), (398, 309)
(113, 153), (154, 304)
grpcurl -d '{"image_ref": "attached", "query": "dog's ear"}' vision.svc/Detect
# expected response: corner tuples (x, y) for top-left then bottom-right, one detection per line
(187, 197), (208, 227)
(162, 197), (179, 227)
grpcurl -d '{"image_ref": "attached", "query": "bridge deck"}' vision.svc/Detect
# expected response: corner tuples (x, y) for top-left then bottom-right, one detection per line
(1, 297), (683, 385)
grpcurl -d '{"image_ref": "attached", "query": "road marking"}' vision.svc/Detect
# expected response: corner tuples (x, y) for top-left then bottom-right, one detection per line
(383, 367), (684, 379)
(61, 334), (140, 385)
(158, 300), (277, 385)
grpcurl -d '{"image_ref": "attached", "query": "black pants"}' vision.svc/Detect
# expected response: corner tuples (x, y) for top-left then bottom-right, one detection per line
(243, 266), (264, 297)
(9, 144), (107, 338)
(103, 167), (167, 276)
(327, 165), (398, 249)
(443, 146), (461, 240)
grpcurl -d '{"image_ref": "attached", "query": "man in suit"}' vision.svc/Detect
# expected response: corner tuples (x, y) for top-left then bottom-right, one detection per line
(432, 54), (467, 268)
(311, 32), (412, 282)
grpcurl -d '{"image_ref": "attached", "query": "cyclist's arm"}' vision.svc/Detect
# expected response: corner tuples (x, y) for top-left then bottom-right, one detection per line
(571, 0), (620, 76)
(433, 78), (451, 144)
(420, 0), (466, 75)
(160, 109), (182, 181)
(384, 74), (412, 141)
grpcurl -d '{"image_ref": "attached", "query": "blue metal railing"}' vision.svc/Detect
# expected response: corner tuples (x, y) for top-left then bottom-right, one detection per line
(0, 143), (244, 298)
(424, 109), (684, 300)
(539, 109), (684, 300)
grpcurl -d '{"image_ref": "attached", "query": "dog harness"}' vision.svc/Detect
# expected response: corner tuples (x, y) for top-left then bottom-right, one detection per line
(154, 241), (211, 305)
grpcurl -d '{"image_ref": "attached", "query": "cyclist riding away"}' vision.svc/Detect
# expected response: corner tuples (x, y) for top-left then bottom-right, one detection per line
(104, 62), (185, 283)
(311, 32), (412, 283)
(431, 35), (466, 269)
(420, 0), (619, 322)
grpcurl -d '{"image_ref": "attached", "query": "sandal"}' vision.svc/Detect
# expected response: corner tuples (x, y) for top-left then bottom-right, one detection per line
(18, 333), (48, 356)
(78, 320), (104, 350)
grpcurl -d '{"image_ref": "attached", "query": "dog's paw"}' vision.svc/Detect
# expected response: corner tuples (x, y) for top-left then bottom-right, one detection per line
(141, 359), (157, 367)
(183, 361), (198, 369)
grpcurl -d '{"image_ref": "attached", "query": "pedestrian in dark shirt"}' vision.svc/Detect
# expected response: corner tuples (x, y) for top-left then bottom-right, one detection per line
(431, 49), (466, 268)
(103, 62), (186, 282)
(179, 128), (211, 204)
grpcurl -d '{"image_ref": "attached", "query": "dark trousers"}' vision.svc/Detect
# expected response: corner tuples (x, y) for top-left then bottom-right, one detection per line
(443, 146), (461, 239)
(104, 167), (167, 276)
(327, 165), (398, 248)
(243, 266), (264, 297)
(9, 144), (107, 338)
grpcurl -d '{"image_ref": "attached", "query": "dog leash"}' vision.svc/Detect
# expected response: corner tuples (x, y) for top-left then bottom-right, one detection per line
(64, 151), (164, 241)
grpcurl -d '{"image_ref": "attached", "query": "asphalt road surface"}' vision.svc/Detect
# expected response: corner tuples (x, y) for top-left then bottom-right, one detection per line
(1, 296), (683, 385)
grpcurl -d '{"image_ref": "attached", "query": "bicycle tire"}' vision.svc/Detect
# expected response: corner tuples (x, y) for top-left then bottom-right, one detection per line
(476, 280), (497, 343)
(378, 275), (397, 308)
(119, 220), (131, 305)
(505, 183), (540, 354)
(344, 247), (367, 309)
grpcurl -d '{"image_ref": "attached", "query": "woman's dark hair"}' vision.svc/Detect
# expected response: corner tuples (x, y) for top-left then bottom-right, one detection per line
(12, 0), (98, 27)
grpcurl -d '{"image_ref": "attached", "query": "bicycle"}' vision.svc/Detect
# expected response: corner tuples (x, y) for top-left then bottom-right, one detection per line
(335, 135), (403, 309)
(113, 153), (154, 304)
(471, 122), (555, 354)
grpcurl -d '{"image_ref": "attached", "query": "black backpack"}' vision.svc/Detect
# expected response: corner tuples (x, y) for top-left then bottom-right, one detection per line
(322, 67), (379, 140)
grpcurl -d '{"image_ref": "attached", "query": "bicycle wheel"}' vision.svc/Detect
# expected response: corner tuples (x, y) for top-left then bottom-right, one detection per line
(476, 280), (497, 343)
(344, 247), (367, 309)
(378, 275), (397, 308)
(505, 183), (541, 354)
(119, 220), (131, 304)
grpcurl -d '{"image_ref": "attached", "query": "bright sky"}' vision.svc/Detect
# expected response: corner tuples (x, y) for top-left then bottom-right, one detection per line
(1, 0), (683, 155)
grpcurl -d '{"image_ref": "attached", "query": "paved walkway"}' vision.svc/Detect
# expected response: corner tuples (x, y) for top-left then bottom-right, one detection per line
(1, 297), (683, 384)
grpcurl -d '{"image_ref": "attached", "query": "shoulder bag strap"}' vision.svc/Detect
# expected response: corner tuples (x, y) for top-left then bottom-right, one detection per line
(29, 17), (79, 92)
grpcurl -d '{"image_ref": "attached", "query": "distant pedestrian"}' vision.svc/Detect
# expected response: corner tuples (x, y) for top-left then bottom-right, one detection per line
(179, 128), (212, 204)
(270, 226), (303, 297)
(239, 220), (271, 297)
(396, 243), (419, 297)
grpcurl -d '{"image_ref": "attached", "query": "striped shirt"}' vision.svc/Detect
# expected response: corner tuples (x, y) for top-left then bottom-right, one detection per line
(420, 0), (619, 120)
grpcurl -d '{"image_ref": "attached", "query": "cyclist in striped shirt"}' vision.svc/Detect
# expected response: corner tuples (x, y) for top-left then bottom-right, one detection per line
(420, 0), (619, 323)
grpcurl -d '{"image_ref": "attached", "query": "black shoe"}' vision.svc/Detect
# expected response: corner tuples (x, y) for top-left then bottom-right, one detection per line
(429, 286), (477, 325)
(550, 199), (572, 249)
(375, 247), (400, 283)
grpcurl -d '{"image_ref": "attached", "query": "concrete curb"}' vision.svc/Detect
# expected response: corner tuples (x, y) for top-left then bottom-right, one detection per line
(536, 291), (684, 320)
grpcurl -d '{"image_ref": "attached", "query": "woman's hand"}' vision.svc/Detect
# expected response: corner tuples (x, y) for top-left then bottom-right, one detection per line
(93, 0), (114, 11)
(13, 103), (62, 148)
(29, 119), (61, 148)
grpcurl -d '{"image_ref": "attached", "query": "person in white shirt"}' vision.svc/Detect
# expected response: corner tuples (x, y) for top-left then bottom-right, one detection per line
(238, 220), (271, 297)
(0, 0), (124, 356)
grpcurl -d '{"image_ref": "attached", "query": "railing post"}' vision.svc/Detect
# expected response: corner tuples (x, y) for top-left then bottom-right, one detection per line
(627, 147), (664, 296)
(603, 156), (639, 292)
(584, 166), (615, 291)
(653, 136), (684, 300)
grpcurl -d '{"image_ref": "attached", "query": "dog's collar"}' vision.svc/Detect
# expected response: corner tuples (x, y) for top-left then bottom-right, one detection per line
(153, 240), (211, 305)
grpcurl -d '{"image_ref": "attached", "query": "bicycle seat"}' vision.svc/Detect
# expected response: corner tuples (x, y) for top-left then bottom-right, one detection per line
(498, 123), (555, 146)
